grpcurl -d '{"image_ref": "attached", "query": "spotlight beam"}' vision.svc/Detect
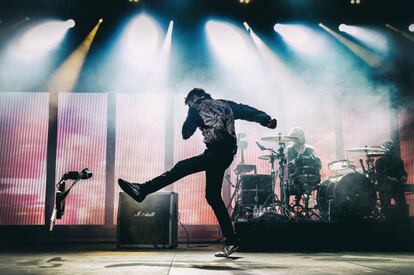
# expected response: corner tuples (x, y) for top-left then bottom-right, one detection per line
(338, 24), (388, 54)
(206, 20), (249, 66)
(385, 24), (414, 44)
(273, 23), (325, 55)
(245, 22), (305, 93)
(161, 20), (173, 55)
(125, 15), (162, 58)
(319, 23), (381, 67)
(47, 19), (103, 92)
(148, 20), (174, 91)
(0, 17), (30, 42)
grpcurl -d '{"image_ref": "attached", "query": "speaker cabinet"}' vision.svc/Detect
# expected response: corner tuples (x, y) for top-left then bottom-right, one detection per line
(116, 192), (178, 248)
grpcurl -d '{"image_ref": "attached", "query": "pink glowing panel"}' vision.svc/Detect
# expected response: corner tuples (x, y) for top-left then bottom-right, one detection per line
(56, 93), (107, 225)
(114, 93), (166, 223)
(0, 92), (49, 225)
(283, 96), (336, 181)
(399, 106), (414, 216)
(342, 96), (392, 168)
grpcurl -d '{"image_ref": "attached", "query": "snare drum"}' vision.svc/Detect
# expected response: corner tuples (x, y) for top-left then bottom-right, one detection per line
(290, 156), (321, 185)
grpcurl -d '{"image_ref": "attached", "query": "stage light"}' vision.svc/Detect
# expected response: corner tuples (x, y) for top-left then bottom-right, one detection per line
(17, 19), (75, 54)
(409, 24), (414, 32)
(243, 22), (251, 32)
(66, 19), (75, 28)
(99, 18), (103, 24)
(338, 24), (388, 54)
(124, 14), (161, 58)
(47, 19), (103, 92)
(273, 23), (324, 55)
(206, 20), (249, 65)
(339, 24), (347, 32)
(386, 24), (414, 44)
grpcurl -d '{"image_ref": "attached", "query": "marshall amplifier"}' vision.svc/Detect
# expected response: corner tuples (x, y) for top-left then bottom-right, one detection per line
(116, 192), (178, 248)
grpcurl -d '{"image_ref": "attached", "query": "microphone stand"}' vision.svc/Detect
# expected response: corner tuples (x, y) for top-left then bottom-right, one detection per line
(49, 169), (92, 231)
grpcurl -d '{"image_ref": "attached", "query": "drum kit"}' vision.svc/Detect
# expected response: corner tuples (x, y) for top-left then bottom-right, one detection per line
(229, 134), (388, 223)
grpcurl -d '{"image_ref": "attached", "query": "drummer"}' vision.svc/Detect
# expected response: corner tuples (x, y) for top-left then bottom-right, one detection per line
(285, 127), (321, 209)
(286, 127), (316, 161)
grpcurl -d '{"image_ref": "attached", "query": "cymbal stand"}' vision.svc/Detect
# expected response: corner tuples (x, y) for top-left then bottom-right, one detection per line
(366, 154), (377, 184)
(227, 135), (256, 221)
(256, 142), (290, 218)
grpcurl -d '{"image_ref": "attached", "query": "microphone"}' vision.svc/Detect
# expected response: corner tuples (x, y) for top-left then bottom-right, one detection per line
(80, 168), (92, 180)
(256, 141), (266, 151)
(62, 171), (80, 180)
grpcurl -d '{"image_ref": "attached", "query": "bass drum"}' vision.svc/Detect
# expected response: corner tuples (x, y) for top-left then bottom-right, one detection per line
(317, 172), (376, 221)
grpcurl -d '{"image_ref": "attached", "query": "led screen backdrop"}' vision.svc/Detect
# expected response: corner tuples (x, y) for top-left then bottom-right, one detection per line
(55, 93), (108, 225)
(0, 92), (413, 227)
(0, 92), (49, 225)
(342, 95), (392, 166)
(113, 93), (166, 223)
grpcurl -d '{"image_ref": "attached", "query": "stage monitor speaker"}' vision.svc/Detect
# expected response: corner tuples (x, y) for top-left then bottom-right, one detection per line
(116, 192), (178, 248)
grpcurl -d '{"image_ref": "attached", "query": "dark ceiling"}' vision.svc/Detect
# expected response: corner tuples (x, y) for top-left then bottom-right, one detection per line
(1, 0), (413, 28)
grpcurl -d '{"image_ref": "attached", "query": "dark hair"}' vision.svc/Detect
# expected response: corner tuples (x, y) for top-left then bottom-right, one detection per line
(184, 88), (210, 104)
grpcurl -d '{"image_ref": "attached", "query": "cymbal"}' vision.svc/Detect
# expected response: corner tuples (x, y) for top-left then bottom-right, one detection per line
(345, 147), (386, 153)
(328, 159), (356, 171)
(262, 135), (298, 143)
(258, 155), (279, 161)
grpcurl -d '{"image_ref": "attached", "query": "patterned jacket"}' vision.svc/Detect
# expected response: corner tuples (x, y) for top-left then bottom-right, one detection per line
(182, 96), (272, 151)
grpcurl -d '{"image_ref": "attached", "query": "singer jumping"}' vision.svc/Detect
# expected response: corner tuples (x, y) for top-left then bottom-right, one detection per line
(118, 88), (277, 257)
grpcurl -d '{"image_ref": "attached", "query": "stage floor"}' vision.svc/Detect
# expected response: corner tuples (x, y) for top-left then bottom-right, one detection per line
(1, 244), (414, 274)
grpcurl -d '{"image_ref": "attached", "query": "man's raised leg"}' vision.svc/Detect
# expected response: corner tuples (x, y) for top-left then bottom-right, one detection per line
(118, 153), (206, 203)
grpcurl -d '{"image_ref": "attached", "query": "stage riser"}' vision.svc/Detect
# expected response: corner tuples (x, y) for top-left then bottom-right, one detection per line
(235, 221), (414, 251)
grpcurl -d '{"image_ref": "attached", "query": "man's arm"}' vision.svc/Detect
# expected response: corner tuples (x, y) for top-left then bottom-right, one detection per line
(182, 106), (202, 139)
(224, 100), (277, 128)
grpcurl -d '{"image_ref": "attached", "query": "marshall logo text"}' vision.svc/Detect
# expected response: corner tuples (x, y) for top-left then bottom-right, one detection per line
(134, 211), (156, 218)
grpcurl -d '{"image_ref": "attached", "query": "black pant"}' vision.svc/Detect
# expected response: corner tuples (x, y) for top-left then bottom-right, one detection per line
(379, 183), (408, 218)
(141, 148), (236, 241)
